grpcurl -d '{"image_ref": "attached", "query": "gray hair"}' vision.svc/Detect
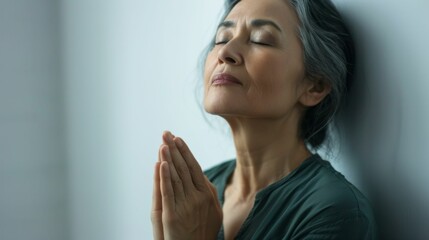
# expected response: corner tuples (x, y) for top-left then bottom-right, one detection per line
(289, 0), (355, 149)
(202, 0), (355, 150)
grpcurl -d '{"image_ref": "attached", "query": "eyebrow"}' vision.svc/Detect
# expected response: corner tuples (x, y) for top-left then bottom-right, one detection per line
(217, 19), (282, 32)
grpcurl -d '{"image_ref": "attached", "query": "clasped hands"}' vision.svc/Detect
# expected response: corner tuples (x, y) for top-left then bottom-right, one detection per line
(151, 131), (223, 240)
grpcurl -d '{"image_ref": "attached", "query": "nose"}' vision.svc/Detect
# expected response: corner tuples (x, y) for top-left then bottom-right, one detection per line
(217, 41), (243, 66)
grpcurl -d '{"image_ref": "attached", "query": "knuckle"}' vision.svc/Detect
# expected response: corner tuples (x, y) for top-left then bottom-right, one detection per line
(173, 178), (182, 186)
(176, 165), (188, 176)
(150, 212), (162, 223)
(162, 192), (173, 200)
(164, 215), (178, 225)
(188, 162), (199, 172)
(196, 182), (207, 190)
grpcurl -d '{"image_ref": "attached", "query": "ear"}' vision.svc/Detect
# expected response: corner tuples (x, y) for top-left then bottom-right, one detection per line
(298, 77), (331, 107)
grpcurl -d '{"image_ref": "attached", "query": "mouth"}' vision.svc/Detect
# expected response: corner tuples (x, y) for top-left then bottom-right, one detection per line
(211, 73), (242, 86)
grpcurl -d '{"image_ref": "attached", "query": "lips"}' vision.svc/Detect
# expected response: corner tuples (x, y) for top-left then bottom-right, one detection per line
(211, 73), (242, 86)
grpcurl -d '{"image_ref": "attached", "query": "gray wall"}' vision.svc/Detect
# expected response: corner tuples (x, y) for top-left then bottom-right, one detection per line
(0, 0), (68, 240)
(333, 0), (429, 239)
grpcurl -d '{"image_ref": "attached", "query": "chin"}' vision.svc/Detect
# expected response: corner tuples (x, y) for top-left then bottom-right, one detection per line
(204, 104), (228, 116)
(203, 100), (241, 116)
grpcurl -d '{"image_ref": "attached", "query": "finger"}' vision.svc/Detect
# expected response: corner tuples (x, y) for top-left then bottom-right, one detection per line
(161, 144), (186, 202)
(161, 132), (181, 185)
(205, 176), (223, 214)
(152, 161), (162, 212)
(174, 137), (208, 192)
(205, 176), (218, 198)
(153, 144), (165, 211)
(157, 143), (162, 162)
(161, 130), (175, 144)
(163, 131), (195, 194)
(151, 161), (164, 240)
(160, 161), (175, 213)
(160, 143), (180, 184)
(205, 176), (220, 203)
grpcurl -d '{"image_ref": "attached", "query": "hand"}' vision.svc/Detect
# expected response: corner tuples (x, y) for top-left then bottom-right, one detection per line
(151, 131), (223, 240)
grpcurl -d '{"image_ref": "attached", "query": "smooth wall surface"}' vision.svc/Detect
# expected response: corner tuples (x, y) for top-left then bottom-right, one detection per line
(61, 0), (230, 239)
(1, 0), (428, 239)
(333, 0), (429, 238)
(0, 0), (68, 240)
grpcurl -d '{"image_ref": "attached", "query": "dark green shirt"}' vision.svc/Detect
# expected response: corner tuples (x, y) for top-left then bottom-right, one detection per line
(204, 154), (377, 240)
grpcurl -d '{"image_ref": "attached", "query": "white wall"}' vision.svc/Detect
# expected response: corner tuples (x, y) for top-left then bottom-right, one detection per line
(61, 0), (231, 239)
(1, 0), (429, 239)
(0, 0), (68, 240)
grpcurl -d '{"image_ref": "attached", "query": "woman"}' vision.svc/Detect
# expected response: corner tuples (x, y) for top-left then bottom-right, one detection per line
(151, 0), (377, 239)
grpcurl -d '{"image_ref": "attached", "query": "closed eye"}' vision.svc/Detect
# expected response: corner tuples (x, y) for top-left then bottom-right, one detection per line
(215, 41), (228, 45)
(215, 40), (271, 46)
(250, 41), (271, 46)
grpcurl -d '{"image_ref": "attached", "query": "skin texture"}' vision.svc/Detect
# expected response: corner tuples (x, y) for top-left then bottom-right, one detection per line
(152, 0), (331, 239)
(151, 131), (223, 240)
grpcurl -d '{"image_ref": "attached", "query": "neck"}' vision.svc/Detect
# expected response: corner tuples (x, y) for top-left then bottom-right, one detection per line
(224, 115), (311, 200)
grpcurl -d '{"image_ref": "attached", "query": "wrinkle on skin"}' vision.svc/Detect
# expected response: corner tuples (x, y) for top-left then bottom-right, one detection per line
(203, 0), (321, 197)
(202, 1), (334, 238)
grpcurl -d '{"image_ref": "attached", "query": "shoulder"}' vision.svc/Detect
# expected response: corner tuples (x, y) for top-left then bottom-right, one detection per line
(303, 157), (372, 214)
(291, 155), (378, 239)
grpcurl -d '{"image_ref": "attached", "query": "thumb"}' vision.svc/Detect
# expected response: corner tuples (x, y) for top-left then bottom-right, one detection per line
(205, 176), (223, 220)
(204, 176), (218, 198)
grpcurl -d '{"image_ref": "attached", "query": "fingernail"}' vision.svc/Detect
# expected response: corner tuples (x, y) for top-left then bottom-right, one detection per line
(165, 131), (172, 140)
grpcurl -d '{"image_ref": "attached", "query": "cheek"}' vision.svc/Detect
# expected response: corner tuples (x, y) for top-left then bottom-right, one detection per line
(247, 54), (305, 108)
(249, 55), (291, 94)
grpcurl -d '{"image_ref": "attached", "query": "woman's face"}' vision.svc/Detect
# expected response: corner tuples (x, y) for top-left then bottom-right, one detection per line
(204, 0), (309, 120)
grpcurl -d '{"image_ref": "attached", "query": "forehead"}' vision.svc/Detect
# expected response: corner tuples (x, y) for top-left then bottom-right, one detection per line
(225, 0), (300, 30)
